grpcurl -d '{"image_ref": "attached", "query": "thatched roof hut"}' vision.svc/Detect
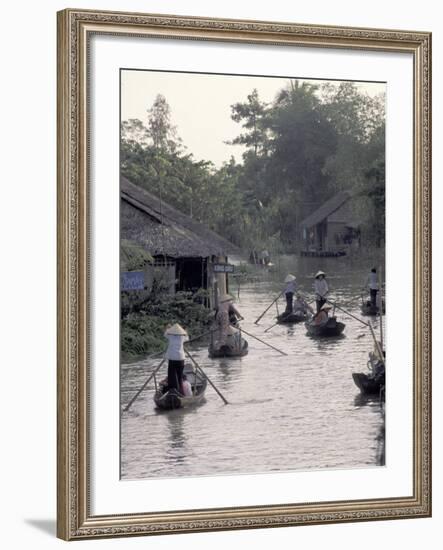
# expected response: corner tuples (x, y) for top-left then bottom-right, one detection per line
(121, 176), (239, 258)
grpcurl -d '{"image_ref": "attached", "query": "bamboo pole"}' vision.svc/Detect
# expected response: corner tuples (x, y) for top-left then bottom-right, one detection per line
(240, 328), (288, 356)
(325, 299), (369, 327)
(368, 320), (385, 365)
(184, 348), (228, 405)
(254, 291), (284, 324)
(123, 358), (166, 412)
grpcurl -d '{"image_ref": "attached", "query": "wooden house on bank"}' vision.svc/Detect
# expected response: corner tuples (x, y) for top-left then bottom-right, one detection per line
(121, 176), (239, 305)
(299, 191), (360, 257)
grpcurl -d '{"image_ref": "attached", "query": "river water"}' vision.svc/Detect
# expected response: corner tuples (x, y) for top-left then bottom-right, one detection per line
(121, 255), (385, 480)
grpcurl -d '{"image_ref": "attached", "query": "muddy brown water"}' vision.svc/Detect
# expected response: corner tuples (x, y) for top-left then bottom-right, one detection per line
(121, 256), (385, 480)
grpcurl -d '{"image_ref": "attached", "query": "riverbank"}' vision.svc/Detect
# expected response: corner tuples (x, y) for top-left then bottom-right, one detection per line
(121, 290), (212, 362)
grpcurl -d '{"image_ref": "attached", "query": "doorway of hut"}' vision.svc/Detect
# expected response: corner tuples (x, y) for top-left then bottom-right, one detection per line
(175, 257), (207, 297)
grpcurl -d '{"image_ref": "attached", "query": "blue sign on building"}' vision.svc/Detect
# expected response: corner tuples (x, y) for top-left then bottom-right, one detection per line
(121, 271), (145, 291)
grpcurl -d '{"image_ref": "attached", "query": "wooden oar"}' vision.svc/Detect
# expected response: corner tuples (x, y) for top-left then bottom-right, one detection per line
(368, 320), (385, 365)
(123, 358), (166, 412)
(185, 327), (217, 346)
(254, 291), (284, 324)
(239, 328), (287, 355)
(264, 321), (280, 333)
(184, 348), (228, 405)
(325, 299), (369, 327)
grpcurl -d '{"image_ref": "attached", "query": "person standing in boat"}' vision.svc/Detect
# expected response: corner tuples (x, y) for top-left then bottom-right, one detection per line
(164, 323), (188, 394)
(216, 294), (242, 347)
(284, 274), (297, 314)
(365, 267), (379, 307)
(314, 271), (329, 313)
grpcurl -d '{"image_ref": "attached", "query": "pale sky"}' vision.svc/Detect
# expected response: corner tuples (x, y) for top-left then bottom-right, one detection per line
(121, 69), (385, 167)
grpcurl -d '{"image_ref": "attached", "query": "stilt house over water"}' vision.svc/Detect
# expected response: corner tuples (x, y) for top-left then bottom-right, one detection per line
(299, 190), (360, 257)
(121, 176), (239, 305)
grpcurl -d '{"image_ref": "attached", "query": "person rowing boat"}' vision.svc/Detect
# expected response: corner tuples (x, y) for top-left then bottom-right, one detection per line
(164, 323), (189, 393)
(314, 270), (329, 313)
(283, 274), (297, 314)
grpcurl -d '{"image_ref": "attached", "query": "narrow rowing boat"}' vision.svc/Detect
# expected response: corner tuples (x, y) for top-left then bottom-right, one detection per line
(352, 372), (384, 394)
(208, 338), (248, 358)
(360, 301), (385, 316)
(305, 316), (345, 337)
(154, 365), (207, 410)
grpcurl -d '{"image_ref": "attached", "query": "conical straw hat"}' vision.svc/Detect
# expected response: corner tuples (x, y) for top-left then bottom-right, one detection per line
(321, 303), (332, 310)
(315, 270), (326, 278)
(165, 323), (188, 336)
(219, 293), (234, 303)
(284, 274), (296, 282)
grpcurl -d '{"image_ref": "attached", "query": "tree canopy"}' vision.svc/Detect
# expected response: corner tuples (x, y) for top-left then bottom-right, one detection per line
(121, 81), (385, 252)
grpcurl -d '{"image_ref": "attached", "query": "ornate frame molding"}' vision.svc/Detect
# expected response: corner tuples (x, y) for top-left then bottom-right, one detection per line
(57, 8), (431, 540)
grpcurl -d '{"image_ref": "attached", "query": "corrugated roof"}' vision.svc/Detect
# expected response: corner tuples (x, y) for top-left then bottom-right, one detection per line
(121, 176), (239, 258)
(300, 191), (351, 228)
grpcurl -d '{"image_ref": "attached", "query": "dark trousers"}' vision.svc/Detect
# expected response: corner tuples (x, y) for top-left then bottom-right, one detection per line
(370, 289), (378, 307)
(167, 360), (184, 392)
(316, 298), (326, 313)
(285, 292), (294, 313)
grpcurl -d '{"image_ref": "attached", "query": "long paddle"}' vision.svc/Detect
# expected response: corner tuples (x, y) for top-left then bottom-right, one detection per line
(264, 321), (280, 333)
(325, 299), (369, 327)
(123, 358), (166, 412)
(368, 320), (385, 365)
(254, 291), (284, 324)
(184, 348), (228, 405)
(186, 327), (217, 346)
(239, 327), (287, 355)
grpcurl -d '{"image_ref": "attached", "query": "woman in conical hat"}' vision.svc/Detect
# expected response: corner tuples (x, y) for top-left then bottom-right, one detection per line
(313, 303), (332, 326)
(219, 293), (234, 304)
(165, 323), (188, 336)
(164, 323), (188, 393)
(215, 294), (242, 348)
(313, 270), (329, 313)
(283, 274), (297, 315)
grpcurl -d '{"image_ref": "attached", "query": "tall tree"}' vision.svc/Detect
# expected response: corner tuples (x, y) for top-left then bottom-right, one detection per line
(147, 94), (181, 152)
(229, 89), (269, 157)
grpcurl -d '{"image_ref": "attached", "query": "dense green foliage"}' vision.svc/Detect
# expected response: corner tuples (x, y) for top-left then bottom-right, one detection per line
(121, 80), (385, 252)
(121, 290), (213, 361)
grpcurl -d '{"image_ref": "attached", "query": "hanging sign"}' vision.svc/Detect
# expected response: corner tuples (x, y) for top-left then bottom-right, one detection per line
(121, 271), (145, 291)
(213, 263), (235, 273)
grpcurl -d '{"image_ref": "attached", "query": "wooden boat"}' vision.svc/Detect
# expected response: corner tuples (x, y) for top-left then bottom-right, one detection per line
(360, 300), (386, 316)
(154, 365), (207, 410)
(208, 338), (248, 358)
(352, 372), (384, 394)
(352, 352), (385, 395)
(277, 311), (309, 324)
(305, 316), (345, 337)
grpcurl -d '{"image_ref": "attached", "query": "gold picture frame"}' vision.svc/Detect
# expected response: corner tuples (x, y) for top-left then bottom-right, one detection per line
(57, 8), (431, 540)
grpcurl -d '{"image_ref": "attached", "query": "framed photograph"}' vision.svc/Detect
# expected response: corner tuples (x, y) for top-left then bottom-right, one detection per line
(57, 8), (431, 540)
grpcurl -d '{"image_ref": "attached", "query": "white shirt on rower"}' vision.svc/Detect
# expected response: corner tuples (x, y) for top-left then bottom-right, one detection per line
(285, 280), (297, 294)
(314, 278), (329, 298)
(165, 333), (188, 361)
(366, 272), (379, 290)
